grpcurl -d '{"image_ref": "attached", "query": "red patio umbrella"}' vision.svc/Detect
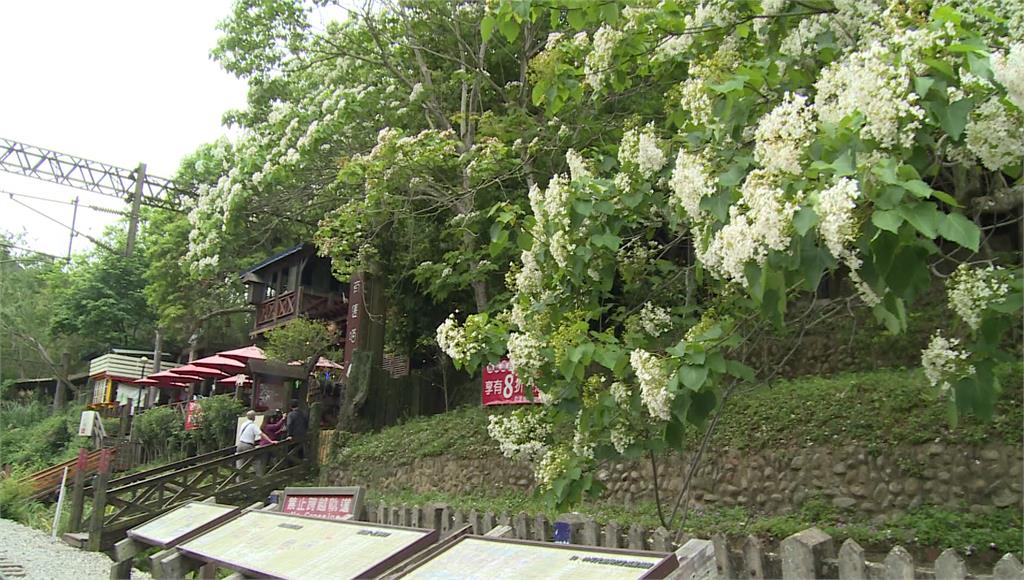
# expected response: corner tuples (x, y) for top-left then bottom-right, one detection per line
(167, 363), (227, 379)
(135, 375), (191, 387)
(289, 356), (344, 369)
(218, 345), (266, 362)
(216, 373), (253, 386)
(191, 354), (246, 374)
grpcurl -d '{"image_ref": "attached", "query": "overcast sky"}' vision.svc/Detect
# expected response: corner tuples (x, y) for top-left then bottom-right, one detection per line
(0, 1), (249, 260)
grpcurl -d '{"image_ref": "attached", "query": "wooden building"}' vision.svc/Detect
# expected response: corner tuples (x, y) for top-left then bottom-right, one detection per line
(240, 243), (348, 336)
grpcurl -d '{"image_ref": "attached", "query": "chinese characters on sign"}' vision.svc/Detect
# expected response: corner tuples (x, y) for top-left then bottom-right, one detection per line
(281, 494), (356, 521)
(482, 359), (541, 406)
(342, 274), (364, 378)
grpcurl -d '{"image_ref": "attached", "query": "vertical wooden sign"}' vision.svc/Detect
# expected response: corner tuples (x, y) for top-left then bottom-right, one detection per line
(342, 273), (365, 378)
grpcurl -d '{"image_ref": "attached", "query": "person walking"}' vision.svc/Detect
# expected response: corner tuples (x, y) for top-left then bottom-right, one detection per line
(236, 410), (262, 476)
(286, 401), (308, 458)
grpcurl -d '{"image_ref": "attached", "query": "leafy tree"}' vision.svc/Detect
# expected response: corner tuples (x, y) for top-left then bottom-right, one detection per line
(433, 0), (1024, 533)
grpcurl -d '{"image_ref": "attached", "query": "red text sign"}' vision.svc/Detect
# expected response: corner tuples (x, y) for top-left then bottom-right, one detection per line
(281, 494), (355, 521)
(482, 359), (540, 406)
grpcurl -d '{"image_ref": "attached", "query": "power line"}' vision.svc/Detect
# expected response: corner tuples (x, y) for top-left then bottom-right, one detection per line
(0, 189), (128, 216)
(0, 241), (66, 260)
(6, 194), (118, 254)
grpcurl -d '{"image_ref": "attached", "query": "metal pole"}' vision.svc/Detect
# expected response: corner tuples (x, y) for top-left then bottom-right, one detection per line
(67, 196), (79, 260)
(125, 162), (146, 257)
(51, 466), (70, 539)
(148, 328), (162, 408)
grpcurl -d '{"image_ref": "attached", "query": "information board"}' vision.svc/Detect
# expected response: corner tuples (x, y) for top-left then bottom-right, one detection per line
(128, 502), (240, 548)
(399, 535), (677, 580)
(176, 510), (437, 579)
(280, 486), (365, 521)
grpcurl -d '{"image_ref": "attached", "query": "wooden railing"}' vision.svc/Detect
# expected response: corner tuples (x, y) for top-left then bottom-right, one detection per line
(20, 448), (115, 500)
(66, 440), (309, 551)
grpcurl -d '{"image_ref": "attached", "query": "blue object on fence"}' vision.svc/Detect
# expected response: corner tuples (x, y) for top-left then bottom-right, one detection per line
(267, 490), (281, 506)
(553, 521), (571, 544)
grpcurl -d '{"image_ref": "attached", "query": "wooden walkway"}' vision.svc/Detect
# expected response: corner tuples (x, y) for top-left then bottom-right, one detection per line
(62, 440), (309, 551)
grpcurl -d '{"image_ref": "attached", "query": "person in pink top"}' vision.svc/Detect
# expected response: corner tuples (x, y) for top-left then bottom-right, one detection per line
(259, 409), (287, 445)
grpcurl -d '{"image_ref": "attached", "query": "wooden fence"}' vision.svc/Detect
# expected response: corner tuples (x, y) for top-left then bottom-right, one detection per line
(65, 440), (310, 551)
(362, 501), (1024, 580)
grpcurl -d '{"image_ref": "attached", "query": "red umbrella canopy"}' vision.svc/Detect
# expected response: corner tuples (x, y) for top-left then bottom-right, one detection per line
(167, 364), (227, 379)
(191, 355), (247, 373)
(216, 373), (253, 386)
(137, 374), (192, 387)
(218, 345), (265, 362)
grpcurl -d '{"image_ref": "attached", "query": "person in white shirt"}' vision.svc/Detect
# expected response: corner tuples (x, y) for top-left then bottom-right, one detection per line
(236, 410), (264, 476)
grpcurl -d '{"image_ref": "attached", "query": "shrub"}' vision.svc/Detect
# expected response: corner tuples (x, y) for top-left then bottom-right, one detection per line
(193, 396), (245, 451)
(132, 405), (185, 458)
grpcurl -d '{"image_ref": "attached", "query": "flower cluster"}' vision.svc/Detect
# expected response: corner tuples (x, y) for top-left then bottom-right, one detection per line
(566, 149), (591, 180)
(921, 332), (974, 399)
(638, 302), (672, 337)
(677, 77), (713, 128)
(610, 381), (631, 406)
(698, 170), (800, 284)
(610, 421), (636, 454)
(991, 43), (1024, 110)
(669, 150), (715, 221)
(515, 249), (543, 296)
(435, 315), (481, 364)
(754, 92), (815, 175)
(535, 446), (571, 488)
(814, 177), (879, 306)
(630, 349), (674, 421)
(487, 411), (551, 462)
(585, 25), (622, 90)
(964, 97), (1024, 172)
(619, 124), (667, 178)
(571, 413), (595, 460)
(507, 331), (545, 382)
(947, 264), (1010, 330)
(814, 41), (923, 149)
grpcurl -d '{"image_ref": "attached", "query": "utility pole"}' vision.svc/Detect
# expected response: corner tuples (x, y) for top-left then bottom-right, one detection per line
(67, 196), (79, 260)
(125, 162), (146, 257)
(53, 351), (70, 412)
(147, 328), (161, 408)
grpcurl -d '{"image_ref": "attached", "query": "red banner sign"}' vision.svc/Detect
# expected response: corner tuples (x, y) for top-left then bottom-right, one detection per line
(184, 400), (202, 431)
(482, 359), (540, 406)
(281, 494), (355, 521)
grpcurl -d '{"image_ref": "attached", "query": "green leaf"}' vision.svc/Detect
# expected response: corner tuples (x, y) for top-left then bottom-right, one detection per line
(940, 99), (973, 140)
(686, 389), (717, 427)
(709, 76), (746, 93)
(914, 76), (935, 98)
(573, 200), (593, 216)
(872, 209), (904, 233)
(902, 179), (934, 199)
(566, 8), (585, 29)
(923, 57), (955, 79)
(665, 419), (684, 449)
(498, 17), (520, 42)
(680, 364), (708, 391)
(591, 232), (620, 250)
(726, 360), (755, 382)
(480, 15), (496, 42)
(897, 202), (942, 239)
(929, 188), (961, 208)
(593, 346), (622, 371)
(793, 206), (818, 236)
(937, 212), (980, 252)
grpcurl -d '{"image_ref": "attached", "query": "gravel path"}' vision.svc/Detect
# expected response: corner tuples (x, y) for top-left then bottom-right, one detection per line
(0, 518), (150, 580)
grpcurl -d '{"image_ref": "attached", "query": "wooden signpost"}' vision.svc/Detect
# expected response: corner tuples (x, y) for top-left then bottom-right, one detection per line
(278, 485), (365, 521)
(397, 535), (679, 579)
(172, 510), (438, 579)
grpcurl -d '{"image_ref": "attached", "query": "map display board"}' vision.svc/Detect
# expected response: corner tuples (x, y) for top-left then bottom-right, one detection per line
(400, 536), (678, 580)
(280, 486), (365, 521)
(176, 510), (437, 579)
(127, 501), (240, 548)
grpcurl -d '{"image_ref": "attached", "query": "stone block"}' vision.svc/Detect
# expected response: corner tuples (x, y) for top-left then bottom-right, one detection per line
(838, 538), (866, 580)
(711, 534), (733, 580)
(994, 553), (1024, 580)
(742, 535), (766, 579)
(832, 497), (856, 510)
(602, 522), (621, 549)
(934, 548), (967, 580)
(669, 539), (716, 580)
(781, 527), (834, 579)
(883, 545), (915, 580)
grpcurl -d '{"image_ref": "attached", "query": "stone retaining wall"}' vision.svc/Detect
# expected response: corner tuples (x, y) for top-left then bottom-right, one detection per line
(328, 442), (1023, 516)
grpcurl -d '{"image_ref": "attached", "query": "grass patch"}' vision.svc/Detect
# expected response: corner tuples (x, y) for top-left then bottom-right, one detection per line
(334, 365), (1023, 470)
(367, 488), (1023, 559)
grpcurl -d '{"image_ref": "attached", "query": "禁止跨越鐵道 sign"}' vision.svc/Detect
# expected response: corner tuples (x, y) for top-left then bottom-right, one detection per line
(482, 359), (540, 406)
(279, 486), (365, 521)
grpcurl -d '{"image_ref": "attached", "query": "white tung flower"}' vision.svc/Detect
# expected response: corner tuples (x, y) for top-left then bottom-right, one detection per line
(921, 332), (974, 399)
(816, 177), (860, 261)
(619, 124), (666, 178)
(814, 42), (924, 149)
(516, 249), (543, 296)
(991, 43), (1024, 110)
(669, 150), (715, 221)
(610, 421), (636, 454)
(964, 97), (1024, 172)
(507, 332), (545, 382)
(435, 315), (480, 363)
(754, 92), (815, 175)
(565, 149), (591, 180)
(947, 263), (1010, 330)
(584, 25), (622, 90)
(638, 303), (672, 337)
(487, 412), (550, 462)
(610, 381), (631, 406)
(630, 349), (674, 421)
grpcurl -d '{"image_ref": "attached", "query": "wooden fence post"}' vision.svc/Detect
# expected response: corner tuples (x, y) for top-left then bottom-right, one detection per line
(86, 449), (113, 551)
(602, 522), (621, 549)
(67, 448), (89, 532)
(994, 553), (1024, 579)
